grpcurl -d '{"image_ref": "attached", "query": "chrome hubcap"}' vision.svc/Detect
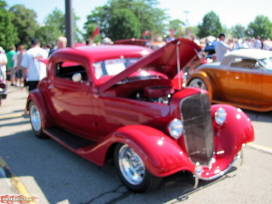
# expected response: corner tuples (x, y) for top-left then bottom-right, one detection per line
(118, 144), (145, 185)
(189, 78), (207, 90)
(30, 104), (41, 131)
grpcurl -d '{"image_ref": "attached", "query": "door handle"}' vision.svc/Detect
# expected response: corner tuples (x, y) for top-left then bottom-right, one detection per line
(48, 85), (54, 89)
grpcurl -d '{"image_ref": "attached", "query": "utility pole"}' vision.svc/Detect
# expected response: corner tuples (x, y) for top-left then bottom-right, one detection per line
(184, 11), (190, 38)
(65, 0), (74, 47)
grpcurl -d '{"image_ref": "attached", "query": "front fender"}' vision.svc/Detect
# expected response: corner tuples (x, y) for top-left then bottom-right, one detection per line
(211, 104), (254, 164)
(192, 104), (254, 179)
(112, 125), (197, 177)
(79, 125), (195, 177)
(26, 90), (55, 130)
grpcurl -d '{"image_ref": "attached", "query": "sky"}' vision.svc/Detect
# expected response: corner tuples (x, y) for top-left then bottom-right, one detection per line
(7, 0), (272, 32)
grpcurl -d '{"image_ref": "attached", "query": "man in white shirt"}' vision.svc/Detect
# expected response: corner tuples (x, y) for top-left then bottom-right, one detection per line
(215, 33), (229, 62)
(21, 39), (48, 91)
(254, 36), (262, 49)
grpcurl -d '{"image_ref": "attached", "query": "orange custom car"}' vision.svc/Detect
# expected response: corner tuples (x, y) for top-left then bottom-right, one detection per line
(187, 49), (272, 112)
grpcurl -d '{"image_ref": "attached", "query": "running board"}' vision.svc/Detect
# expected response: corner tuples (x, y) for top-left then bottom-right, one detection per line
(44, 127), (95, 150)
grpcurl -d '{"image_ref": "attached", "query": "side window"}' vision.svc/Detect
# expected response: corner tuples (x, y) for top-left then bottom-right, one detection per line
(230, 58), (259, 69)
(55, 61), (88, 81)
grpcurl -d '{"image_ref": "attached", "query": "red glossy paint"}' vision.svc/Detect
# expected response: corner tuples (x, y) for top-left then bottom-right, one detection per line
(27, 38), (254, 187)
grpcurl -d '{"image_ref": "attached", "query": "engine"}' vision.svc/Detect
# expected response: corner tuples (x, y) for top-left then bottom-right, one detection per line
(134, 85), (173, 104)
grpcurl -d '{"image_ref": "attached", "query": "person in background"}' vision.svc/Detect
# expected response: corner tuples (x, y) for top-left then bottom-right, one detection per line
(254, 36), (262, 49)
(0, 47), (7, 80)
(15, 45), (26, 88)
(42, 44), (51, 53)
(21, 39), (48, 92)
(215, 33), (230, 62)
(86, 38), (96, 46)
(49, 36), (67, 56)
(6, 46), (17, 86)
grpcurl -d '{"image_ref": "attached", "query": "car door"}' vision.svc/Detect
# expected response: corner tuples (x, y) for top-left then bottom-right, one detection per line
(48, 61), (98, 139)
(227, 58), (263, 103)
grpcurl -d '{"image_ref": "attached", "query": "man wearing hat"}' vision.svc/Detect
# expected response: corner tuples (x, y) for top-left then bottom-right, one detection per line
(21, 39), (48, 91)
(215, 33), (229, 62)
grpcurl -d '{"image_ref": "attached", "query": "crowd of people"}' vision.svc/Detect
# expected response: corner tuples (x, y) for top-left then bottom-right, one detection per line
(0, 39), (48, 91)
(197, 34), (272, 62)
(1, 34), (271, 92)
(0, 35), (118, 92)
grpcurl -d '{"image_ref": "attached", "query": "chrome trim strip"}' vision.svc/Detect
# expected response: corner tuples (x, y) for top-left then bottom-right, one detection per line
(194, 150), (243, 188)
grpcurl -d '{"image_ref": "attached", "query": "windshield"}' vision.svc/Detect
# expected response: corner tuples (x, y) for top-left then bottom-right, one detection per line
(94, 58), (139, 79)
(259, 57), (272, 70)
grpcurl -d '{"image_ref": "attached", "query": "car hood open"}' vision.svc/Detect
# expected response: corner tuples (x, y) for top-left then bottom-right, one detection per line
(98, 38), (202, 92)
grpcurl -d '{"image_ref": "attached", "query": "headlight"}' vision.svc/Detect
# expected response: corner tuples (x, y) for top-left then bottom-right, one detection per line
(214, 107), (227, 126)
(168, 119), (183, 140)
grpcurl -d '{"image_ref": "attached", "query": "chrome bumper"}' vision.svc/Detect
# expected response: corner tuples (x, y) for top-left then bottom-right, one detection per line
(194, 149), (243, 188)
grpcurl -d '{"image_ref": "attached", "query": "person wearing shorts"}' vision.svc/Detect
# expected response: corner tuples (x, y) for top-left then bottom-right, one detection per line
(6, 46), (16, 85)
(15, 45), (26, 87)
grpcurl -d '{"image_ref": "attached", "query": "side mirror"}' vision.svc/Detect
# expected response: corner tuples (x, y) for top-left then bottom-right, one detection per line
(72, 73), (82, 82)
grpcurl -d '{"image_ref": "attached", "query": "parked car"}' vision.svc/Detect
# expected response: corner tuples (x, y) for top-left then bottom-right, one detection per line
(187, 49), (272, 112)
(26, 39), (254, 192)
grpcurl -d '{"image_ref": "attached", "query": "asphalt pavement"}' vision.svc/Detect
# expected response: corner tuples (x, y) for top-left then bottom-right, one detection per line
(0, 85), (272, 204)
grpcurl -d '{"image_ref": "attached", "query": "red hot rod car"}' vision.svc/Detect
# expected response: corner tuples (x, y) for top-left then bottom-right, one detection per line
(26, 38), (254, 192)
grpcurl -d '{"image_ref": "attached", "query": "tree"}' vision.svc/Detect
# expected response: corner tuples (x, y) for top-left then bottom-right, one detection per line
(247, 15), (272, 39)
(44, 8), (65, 34)
(197, 11), (223, 38)
(169, 19), (185, 38)
(108, 9), (140, 40)
(35, 25), (63, 48)
(84, 0), (169, 40)
(42, 8), (83, 44)
(230, 24), (246, 39)
(187, 26), (199, 38)
(9, 4), (38, 48)
(0, 0), (17, 50)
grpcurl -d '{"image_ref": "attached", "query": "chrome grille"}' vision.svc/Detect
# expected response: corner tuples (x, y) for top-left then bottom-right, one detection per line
(180, 93), (214, 166)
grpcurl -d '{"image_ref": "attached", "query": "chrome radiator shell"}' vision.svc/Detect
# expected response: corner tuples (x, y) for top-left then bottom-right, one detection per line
(180, 93), (214, 166)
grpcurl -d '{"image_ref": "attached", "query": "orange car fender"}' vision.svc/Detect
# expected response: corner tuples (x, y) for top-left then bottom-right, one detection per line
(187, 71), (215, 100)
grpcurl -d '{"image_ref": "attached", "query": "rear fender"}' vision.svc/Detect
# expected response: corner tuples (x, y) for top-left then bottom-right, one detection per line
(79, 125), (195, 177)
(26, 90), (55, 130)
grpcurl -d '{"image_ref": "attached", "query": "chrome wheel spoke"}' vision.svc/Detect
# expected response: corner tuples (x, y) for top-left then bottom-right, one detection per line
(118, 144), (145, 185)
(30, 105), (41, 131)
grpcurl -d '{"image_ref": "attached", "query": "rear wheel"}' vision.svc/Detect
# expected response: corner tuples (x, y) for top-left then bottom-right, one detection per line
(114, 143), (162, 193)
(29, 101), (47, 138)
(188, 78), (208, 90)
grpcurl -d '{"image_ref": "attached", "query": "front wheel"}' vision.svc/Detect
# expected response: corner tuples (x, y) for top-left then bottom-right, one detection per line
(114, 143), (162, 193)
(29, 101), (47, 138)
(188, 78), (208, 91)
